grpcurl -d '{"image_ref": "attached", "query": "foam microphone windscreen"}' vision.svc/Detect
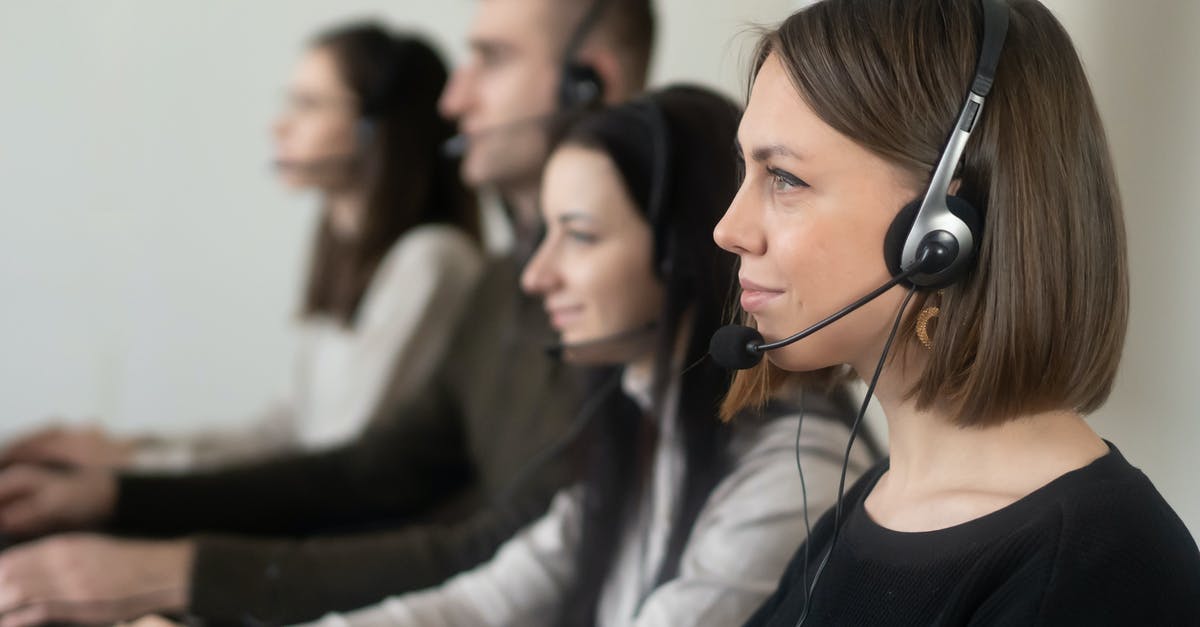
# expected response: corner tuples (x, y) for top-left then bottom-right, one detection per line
(709, 325), (766, 370)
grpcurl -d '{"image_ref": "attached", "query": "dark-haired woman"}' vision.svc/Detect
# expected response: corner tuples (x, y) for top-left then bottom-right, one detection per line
(302, 86), (875, 627)
(2, 23), (483, 471)
(715, 1), (1200, 624)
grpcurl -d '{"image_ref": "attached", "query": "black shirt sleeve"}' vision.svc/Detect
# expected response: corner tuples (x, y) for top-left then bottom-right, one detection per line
(1030, 473), (1200, 626)
(111, 387), (471, 536)
(186, 482), (558, 625)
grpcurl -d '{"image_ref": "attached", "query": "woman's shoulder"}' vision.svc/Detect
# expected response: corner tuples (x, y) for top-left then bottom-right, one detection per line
(350, 225), (486, 327)
(1021, 444), (1200, 622)
(366, 224), (485, 294)
(385, 223), (482, 267)
(1051, 444), (1199, 562)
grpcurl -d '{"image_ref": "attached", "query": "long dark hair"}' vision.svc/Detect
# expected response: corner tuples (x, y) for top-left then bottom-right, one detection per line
(303, 23), (480, 325)
(553, 85), (744, 625)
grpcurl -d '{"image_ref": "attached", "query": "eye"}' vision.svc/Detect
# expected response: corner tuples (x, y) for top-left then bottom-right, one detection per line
(566, 230), (599, 244)
(767, 167), (809, 193)
(479, 48), (509, 70)
(287, 93), (318, 113)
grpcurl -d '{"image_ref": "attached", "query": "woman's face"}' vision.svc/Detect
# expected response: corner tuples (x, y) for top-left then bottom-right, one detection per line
(272, 47), (360, 190)
(521, 145), (664, 363)
(714, 53), (920, 374)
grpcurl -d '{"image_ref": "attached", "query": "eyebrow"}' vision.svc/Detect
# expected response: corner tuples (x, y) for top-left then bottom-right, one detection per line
(557, 212), (597, 225)
(469, 38), (515, 58)
(735, 139), (803, 162)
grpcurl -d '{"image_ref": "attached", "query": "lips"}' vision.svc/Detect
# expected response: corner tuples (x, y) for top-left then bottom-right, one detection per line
(545, 305), (584, 330)
(739, 277), (784, 313)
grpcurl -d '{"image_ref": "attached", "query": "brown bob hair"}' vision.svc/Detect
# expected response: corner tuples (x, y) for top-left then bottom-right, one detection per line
(722, 0), (1128, 427)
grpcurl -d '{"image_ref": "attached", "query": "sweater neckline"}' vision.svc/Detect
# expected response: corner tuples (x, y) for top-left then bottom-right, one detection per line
(841, 441), (1130, 561)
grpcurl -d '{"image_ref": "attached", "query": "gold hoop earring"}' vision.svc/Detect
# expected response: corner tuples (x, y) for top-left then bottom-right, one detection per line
(916, 291), (943, 350)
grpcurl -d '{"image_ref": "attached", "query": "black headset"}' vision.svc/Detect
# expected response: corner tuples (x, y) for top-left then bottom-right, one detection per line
(881, 0), (1010, 289)
(558, 0), (611, 110)
(352, 31), (411, 149)
(564, 0), (677, 278)
(629, 98), (674, 278)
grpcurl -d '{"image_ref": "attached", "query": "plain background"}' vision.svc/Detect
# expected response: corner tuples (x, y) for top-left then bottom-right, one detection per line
(0, 1), (1196, 536)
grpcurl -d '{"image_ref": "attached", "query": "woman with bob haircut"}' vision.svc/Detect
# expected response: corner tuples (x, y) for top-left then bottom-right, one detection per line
(300, 85), (876, 627)
(714, 0), (1200, 624)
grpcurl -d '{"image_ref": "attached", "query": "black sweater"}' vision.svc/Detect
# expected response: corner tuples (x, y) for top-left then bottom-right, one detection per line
(744, 443), (1200, 626)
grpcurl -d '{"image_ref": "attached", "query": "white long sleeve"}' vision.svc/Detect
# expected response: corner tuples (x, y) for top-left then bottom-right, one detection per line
(131, 224), (483, 470)
(302, 399), (871, 627)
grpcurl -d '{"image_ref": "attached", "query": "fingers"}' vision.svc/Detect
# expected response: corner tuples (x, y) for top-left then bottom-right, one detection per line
(14, 601), (163, 627)
(0, 502), (47, 539)
(0, 428), (63, 467)
(119, 616), (185, 627)
(0, 601), (52, 627)
(0, 466), (117, 536)
(0, 537), (188, 627)
(0, 469), (47, 536)
(0, 597), (144, 627)
(0, 467), (41, 510)
(0, 543), (50, 627)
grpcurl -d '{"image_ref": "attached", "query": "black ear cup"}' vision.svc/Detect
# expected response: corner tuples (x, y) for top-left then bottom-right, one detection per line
(559, 63), (605, 110)
(884, 195), (983, 287)
(884, 199), (923, 280)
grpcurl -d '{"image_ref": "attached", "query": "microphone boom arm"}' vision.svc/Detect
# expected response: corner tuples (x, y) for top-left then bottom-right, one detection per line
(753, 264), (922, 354)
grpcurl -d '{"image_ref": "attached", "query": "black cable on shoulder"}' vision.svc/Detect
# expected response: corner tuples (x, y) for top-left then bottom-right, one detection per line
(792, 389), (813, 615)
(795, 286), (917, 627)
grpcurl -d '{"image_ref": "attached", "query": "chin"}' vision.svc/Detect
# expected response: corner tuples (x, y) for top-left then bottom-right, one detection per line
(460, 156), (488, 188)
(277, 175), (309, 191)
(764, 344), (839, 374)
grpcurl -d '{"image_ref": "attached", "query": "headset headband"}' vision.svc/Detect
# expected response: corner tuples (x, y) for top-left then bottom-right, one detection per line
(899, 0), (1010, 283)
(558, 0), (611, 109)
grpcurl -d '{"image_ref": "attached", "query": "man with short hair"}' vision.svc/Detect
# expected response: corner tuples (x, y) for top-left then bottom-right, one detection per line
(0, 1), (655, 625)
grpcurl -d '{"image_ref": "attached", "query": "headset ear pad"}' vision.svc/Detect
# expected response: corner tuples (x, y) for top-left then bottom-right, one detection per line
(884, 195), (983, 286)
(559, 62), (605, 110)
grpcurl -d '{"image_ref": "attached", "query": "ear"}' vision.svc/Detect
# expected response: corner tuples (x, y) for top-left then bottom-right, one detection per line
(578, 47), (628, 104)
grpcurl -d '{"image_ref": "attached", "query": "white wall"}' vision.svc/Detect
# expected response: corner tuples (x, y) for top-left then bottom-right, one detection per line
(0, 1), (1196, 533)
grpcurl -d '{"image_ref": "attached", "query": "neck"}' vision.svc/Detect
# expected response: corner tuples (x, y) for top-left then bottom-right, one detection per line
(860, 346), (1108, 515)
(625, 352), (656, 389)
(325, 187), (366, 239)
(504, 184), (540, 232)
(500, 183), (542, 258)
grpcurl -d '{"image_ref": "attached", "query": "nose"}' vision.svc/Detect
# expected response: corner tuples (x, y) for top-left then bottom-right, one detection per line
(439, 64), (474, 122)
(272, 111), (291, 143)
(713, 183), (766, 257)
(520, 237), (562, 297)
